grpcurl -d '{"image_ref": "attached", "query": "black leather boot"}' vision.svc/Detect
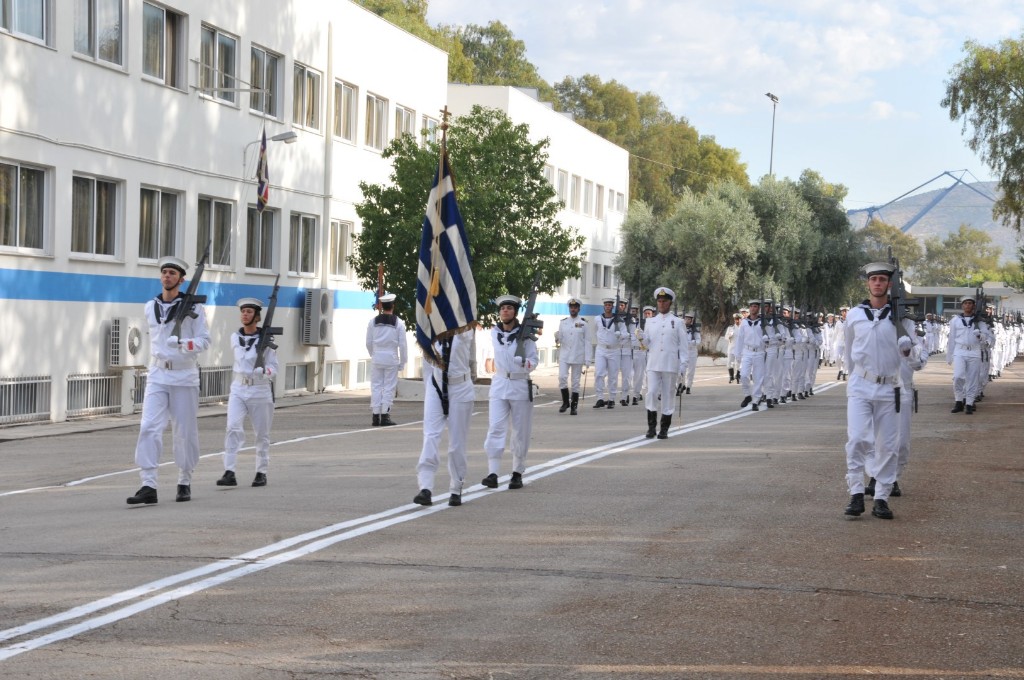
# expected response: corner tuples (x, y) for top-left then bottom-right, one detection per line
(570, 393), (579, 415)
(950, 400), (964, 413)
(559, 387), (570, 413)
(657, 414), (671, 439)
(645, 410), (657, 439)
(728, 368), (735, 383)
(372, 414), (380, 426)
(380, 413), (395, 426)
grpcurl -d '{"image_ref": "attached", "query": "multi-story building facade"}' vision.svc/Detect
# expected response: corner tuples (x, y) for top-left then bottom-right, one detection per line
(0, 2), (628, 425)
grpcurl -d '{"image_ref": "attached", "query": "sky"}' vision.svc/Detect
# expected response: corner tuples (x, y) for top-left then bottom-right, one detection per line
(425, 0), (1022, 213)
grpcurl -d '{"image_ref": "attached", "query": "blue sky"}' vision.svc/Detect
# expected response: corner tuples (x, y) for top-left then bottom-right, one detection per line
(426, 0), (1021, 212)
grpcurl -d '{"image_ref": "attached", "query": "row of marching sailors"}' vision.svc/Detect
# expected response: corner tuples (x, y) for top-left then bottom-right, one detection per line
(729, 299), (825, 412)
(944, 295), (1024, 414)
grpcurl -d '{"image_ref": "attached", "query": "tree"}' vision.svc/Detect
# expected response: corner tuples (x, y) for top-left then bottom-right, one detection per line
(352, 106), (585, 328)
(746, 175), (817, 300)
(942, 35), (1024, 233)
(915, 224), (1002, 286)
(456, 21), (556, 102)
(857, 219), (923, 272)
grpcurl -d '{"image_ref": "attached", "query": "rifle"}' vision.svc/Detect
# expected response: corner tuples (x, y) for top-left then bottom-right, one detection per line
(170, 240), (211, 340)
(515, 272), (544, 403)
(254, 274), (283, 373)
(887, 249), (921, 414)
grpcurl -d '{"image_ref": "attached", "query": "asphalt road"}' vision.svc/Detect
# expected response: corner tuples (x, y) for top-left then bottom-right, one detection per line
(0, 358), (1022, 679)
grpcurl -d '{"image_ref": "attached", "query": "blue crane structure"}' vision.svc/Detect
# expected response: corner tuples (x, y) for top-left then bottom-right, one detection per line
(850, 169), (997, 232)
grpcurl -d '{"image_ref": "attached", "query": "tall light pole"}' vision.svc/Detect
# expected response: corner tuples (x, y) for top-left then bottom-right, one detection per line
(765, 92), (779, 176)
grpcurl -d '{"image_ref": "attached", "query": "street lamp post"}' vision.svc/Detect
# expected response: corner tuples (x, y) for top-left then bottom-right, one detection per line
(765, 92), (779, 176)
(242, 130), (298, 176)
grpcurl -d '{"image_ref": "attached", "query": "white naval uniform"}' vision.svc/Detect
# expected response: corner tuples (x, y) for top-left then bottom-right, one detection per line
(642, 312), (688, 415)
(592, 314), (627, 402)
(682, 323), (700, 390)
(946, 314), (994, 407)
(135, 294), (211, 489)
(843, 302), (908, 502)
(366, 313), (408, 415)
(631, 324), (648, 398)
(417, 332), (474, 495)
(894, 318), (927, 476)
(484, 322), (538, 476)
(735, 317), (767, 402)
(223, 328), (278, 475)
(725, 323), (740, 371)
(555, 314), (591, 393)
(616, 315), (636, 400)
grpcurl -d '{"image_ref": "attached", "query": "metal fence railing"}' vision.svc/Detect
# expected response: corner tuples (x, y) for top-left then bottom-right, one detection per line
(66, 373), (123, 419)
(0, 375), (52, 426)
(199, 366), (232, 404)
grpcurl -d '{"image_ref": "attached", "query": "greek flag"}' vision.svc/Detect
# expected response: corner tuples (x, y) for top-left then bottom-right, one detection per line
(415, 149), (477, 367)
(256, 129), (269, 213)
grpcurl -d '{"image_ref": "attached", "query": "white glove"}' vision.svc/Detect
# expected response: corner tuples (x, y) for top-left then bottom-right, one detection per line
(897, 336), (913, 354)
(253, 366), (271, 376)
(513, 355), (525, 367)
(165, 335), (180, 349)
(178, 338), (199, 353)
(974, 330), (982, 340)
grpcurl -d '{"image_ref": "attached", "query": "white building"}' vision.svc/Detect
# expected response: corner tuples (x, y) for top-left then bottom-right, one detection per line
(0, 2), (629, 425)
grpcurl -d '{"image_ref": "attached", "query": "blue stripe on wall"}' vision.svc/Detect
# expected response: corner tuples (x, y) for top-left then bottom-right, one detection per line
(0, 268), (374, 309)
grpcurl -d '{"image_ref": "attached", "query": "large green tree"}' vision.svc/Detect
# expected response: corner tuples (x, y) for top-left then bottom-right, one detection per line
(942, 35), (1024, 233)
(915, 224), (1003, 286)
(353, 106), (585, 327)
(455, 21), (556, 102)
(857, 219), (924, 272)
(746, 175), (817, 300)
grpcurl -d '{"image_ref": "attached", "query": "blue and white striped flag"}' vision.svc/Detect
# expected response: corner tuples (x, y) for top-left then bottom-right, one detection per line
(415, 149), (476, 367)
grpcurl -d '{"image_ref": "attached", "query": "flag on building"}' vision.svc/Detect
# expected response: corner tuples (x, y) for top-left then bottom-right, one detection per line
(415, 147), (477, 367)
(256, 129), (269, 213)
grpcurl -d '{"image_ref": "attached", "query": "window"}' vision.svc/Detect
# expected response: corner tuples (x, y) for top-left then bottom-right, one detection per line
(591, 262), (601, 288)
(617, 192), (625, 212)
(1, 0), (47, 42)
(142, 2), (184, 88)
(0, 161), (45, 250)
(250, 45), (279, 117)
(365, 93), (387, 150)
(608, 188), (615, 211)
(74, 0), (122, 65)
(603, 265), (612, 288)
(570, 175), (581, 212)
(325, 360), (348, 388)
(543, 164), (554, 187)
(329, 219), (352, 278)
(288, 212), (316, 275)
(138, 187), (178, 260)
(356, 359), (370, 384)
(246, 207), (274, 270)
(556, 170), (568, 203)
(595, 185), (605, 219)
(333, 80), (357, 142)
(285, 363), (309, 391)
(394, 105), (414, 140)
(583, 180), (594, 216)
(579, 260), (588, 295)
(198, 197), (231, 266)
(421, 115), (438, 146)
(71, 175), (117, 256)
(200, 24), (237, 104)
(292, 63), (321, 130)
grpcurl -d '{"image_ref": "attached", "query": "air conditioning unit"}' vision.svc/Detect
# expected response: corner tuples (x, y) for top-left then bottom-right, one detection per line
(108, 317), (149, 369)
(301, 288), (334, 346)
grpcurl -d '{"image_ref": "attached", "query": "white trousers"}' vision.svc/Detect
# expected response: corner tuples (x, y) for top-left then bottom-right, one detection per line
(764, 348), (779, 398)
(632, 353), (648, 396)
(223, 390), (274, 474)
(135, 382), (200, 488)
(617, 350), (633, 397)
(683, 349), (697, 389)
(417, 395), (472, 494)
(594, 350), (620, 401)
(845, 395), (900, 501)
(645, 370), (679, 415)
(370, 365), (399, 413)
(484, 398), (533, 475)
(558, 361), (583, 392)
(897, 389), (914, 475)
(739, 351), (765, 400)
(952, 355), (981, 405)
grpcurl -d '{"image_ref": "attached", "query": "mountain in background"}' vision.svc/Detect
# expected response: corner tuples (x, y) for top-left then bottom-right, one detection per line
(847, 180), (1020, 264)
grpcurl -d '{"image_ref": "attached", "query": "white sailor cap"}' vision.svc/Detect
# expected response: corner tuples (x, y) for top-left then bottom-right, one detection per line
(740, 307), (749, 313)
(732, 312), (742, 319)
(839, 305), (850, 311)
(237, 297), (263, 310)
(644, 306), (656, 313)
(653, 287), (675, 300)
(683, 310), (695, 318)
(747, 299), (761, 307)
(959, 295), (976, 304)
(495, 294), (521, 308)
(601, 296), (616, 304)
(159, 256), (188, 274)
(826, 312), (835, 317)
(567, 297), (581, 306)
(762, 299), (774, 305)
(861, 261), (896, 277)
(782, 306), (794, 313)
(379, 292), (397, 303)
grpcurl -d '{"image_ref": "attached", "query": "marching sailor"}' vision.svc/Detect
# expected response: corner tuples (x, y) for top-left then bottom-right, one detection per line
(554, 297), (591, 415)
(642, 287), (689, 439)
(365, 293), (408, 426)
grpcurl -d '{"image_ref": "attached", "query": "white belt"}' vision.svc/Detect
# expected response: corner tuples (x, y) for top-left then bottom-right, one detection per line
(233, 371), (269, 386)
(152, 358), (197, 371)
(503, 372), (529, 380)
(960, 344), (975, 351)
(854, 368), (900, 385)
(745, 345), (762, 352)
(599, 343), (619, 350)
(447, 373), (470, 385)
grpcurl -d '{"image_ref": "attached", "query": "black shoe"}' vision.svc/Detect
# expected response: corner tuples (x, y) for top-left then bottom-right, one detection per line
(809, 388), (815, 396)
(252, 472), (267, 487)
(728, 368), (735, 383)
(891, 481), (902, 497)
(657, 414), (671, 440)
(766, 400), (774, 408)
(965, 403), (975, 414)
(593, 399), (606, 408)
(372, 414), (380, 426)
(751, 403), (759, 411)
(780, 396), (787, 404)
(175, 484), (191, 502)
(740, 396), (752, 408)
(606, 401), (614, 409)
(413, 489), (432, 506)
(736, 373), (741, 382)
(686, 387), (691, 395)
(558, 402), (570, 413)
(127, 486), (158, 505)
(620, 399), (628, 406)
(559, 388), (570, 413)
(837, 371), (842, 380)
(864, 478), (875, 496)
(976, 393), (984, 402)
(216, 470), (237, 487)
(845, 493), (865, 517)
(872, 499), (894, 520)
(379, 413), (395, 426)
(951, 400), (964, 413)
(570, 393), (579, 416)
(481, 473), (498, 489)
(448, 493), (462, 507)
(645, 410), (658, 439)
(508, 472), (523, 490)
